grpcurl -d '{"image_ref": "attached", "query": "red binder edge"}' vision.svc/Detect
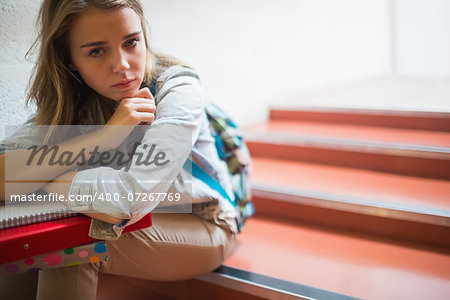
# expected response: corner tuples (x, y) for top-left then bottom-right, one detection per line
(0, 213), (151, 265)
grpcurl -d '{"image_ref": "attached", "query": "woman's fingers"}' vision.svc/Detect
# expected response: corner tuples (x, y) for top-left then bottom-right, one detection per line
(105, 87), (156, 126)
(135, 87), (153, 100)
(100, 88), (156, 146)
(121, 99), (155, 113)
(134, 111), (155, 123)
(135, 104), (156, 113)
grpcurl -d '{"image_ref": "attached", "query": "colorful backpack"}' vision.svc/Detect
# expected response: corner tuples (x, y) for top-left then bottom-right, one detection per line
(204, 102), (255, 231)
(151, 80), (254, 231)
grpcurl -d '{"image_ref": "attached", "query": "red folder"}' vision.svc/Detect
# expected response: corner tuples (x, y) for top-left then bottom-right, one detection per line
(0, 214), (151, 265)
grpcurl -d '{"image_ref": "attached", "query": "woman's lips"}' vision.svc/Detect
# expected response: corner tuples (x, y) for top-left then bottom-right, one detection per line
(112, 79), (136, 90)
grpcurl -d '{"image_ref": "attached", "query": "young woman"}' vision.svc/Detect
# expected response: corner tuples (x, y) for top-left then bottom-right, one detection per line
(0, 0), (237, 299)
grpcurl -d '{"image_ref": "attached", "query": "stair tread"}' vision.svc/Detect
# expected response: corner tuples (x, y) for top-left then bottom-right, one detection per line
(223, 217), (450, 300)
(269, 106), (450, 132)
(246, 120), (450, 149)
(251, 157), (450, 213)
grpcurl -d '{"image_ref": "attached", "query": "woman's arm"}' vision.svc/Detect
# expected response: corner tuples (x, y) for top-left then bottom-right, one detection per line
(0, 128), (127, 201)
(1, 88), (155, 202)
(1, 151), (123, 224)
(66, 67), (205, 222)
(41, 170), (123, 224)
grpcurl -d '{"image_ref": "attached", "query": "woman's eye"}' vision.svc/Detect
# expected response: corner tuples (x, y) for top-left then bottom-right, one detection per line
(125, 38), (139, 48)
(89, 48), (104, 57)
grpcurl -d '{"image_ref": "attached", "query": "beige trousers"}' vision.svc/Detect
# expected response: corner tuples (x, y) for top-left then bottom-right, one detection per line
(0, 213), (235, 300)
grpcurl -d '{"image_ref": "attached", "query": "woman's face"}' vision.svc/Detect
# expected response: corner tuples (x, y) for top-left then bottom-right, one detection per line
(69, 7), (147, 101)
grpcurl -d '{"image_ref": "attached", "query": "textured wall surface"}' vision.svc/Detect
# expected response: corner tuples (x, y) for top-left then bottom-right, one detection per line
(0, 0), (40, 139)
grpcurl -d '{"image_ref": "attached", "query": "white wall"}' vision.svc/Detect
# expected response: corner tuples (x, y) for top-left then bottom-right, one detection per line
(394, 0), (450, 77)
(143, 0), (391, 125)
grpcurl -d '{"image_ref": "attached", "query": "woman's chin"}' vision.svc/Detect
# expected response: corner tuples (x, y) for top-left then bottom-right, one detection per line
(108, 92), (135, 102)
(117, 89), (140, 100)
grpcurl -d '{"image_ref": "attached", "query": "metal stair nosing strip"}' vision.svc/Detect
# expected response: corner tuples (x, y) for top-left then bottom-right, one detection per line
(197, 265), (360, 300)
(245, 132), (450, 179)
(245, 131), (450, 159)
(251, 183), (450, 228)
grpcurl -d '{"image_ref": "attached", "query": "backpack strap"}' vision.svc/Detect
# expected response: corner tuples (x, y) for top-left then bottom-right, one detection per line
(183, 158), (235, 208)
(150, 81), (157, 98)
(183, 158), (242, 232)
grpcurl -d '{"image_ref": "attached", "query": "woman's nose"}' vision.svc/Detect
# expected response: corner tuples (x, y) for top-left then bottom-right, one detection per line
(112, 51), (130, 74)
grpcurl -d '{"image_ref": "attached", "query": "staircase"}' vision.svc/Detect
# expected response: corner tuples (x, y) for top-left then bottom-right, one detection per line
(213, 107), (450, 299)
(97, 107), (450, 300)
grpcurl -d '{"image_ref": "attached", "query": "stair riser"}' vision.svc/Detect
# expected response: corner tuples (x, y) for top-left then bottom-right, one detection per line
(98, 273), (265, 300)
(270, 109), (450, 132)
(252, 194), (450, 251)
(247, 141), (450, 180)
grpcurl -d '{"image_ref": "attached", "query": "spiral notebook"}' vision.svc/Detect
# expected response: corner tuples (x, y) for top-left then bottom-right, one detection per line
(0, 200), (78, 230)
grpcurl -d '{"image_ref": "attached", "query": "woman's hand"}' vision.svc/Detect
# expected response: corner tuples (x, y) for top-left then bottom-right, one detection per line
(106, 87), (155, 126)
(96, 87), (156, 150)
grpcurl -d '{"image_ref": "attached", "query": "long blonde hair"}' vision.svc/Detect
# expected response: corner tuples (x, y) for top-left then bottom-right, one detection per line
(27, 0), (182, 127)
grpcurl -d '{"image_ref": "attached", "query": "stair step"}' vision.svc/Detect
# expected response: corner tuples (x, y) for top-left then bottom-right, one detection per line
(247, 120), (450, 148)
(250, 157), (450, 248)
(99, 265), (356, 299)
(222, 216), (450, 300)
(245, 121), (450, 179)
(98, 272), (267, 300)
(269, 107), (450, 132)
